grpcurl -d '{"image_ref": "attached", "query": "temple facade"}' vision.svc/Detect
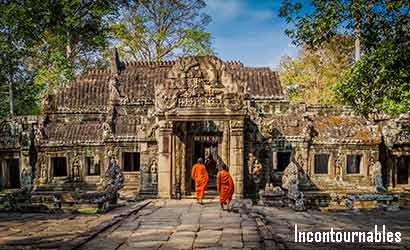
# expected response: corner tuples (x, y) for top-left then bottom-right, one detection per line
(0, 50), (409, 200)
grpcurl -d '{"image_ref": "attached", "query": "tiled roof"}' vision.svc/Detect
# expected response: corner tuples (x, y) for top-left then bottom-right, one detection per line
(312, 115), (381, 144)
(44, 122), (104, 144)
(50, 56), (283, 112)
(54, 72), (110, 111)
(228, 66), (283, 97)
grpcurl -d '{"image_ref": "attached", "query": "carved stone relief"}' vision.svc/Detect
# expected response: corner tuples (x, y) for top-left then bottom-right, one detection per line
(38, 154), (48, 185)
(72, 152), (81, 182)
(155, 56), (245, 113)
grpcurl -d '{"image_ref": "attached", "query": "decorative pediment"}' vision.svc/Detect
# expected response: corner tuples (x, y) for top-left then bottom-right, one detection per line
(0, 119), (23, 149)
(155, 56), (246, 113)
(383, 113), (410, 148)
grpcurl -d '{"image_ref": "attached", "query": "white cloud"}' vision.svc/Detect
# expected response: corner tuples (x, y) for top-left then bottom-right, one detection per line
(205, 0), (243, 21)
(252, 10), (274, 22)
(205, 0), (273, 22)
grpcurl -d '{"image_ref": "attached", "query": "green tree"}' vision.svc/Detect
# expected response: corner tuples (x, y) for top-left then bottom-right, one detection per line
(279, 0), (410, 115)
(111, 0), (213, 61)
(279, 36), (354, 104)
(334, 41), (410, 115)
(0, 1), (47, 117)
(32, 0), (123, 89)
(1, 1), (123, 118)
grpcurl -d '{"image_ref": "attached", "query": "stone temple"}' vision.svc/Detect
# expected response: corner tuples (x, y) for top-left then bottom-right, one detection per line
(0, 50), (409, 205)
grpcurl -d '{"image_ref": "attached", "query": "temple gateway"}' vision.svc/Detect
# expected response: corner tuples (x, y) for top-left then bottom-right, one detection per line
(0, 50), (409, 202)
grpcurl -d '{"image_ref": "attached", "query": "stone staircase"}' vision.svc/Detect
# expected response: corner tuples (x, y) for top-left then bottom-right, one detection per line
(119, 172), (140, 200)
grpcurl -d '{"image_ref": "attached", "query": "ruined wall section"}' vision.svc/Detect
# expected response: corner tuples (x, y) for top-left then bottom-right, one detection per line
(246, 100), (381, 194)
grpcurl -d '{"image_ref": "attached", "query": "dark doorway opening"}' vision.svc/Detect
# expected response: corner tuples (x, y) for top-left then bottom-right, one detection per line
(52, 157), (67, 177)
(6, 159), (20, 189)
(277, 152), (291, 172)
(397, 156), (410, 185)
(192, 139), (219, 191)
(123, 152), (140, 172)
(86, 157), (100, 176)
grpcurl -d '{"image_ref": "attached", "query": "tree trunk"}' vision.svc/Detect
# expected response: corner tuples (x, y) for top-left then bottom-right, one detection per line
(354, 0), (362, 62)
(8, 80), (14, 115)
(355, 35), (361, 62)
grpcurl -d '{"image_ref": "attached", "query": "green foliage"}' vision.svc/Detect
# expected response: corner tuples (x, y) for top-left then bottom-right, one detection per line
(0, 1), (47, 118)
(280, 0), (410, 115)
(335, 42), (410, 116)
(34, 50), (74, 90)
(279, 36), (354, 104)
(280, 0), (409, 51)
(110, 0), (213, 61)
(77, 207), (99, 214)
(31, 0), (121, 88)
(1, 0), (213, 118)
(0, 0), (123, 118)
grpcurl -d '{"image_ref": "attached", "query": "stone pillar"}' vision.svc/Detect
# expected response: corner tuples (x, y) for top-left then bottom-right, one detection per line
(181, 127), (187, 195)
(229, 120), (244, 198)
(272, 151), (278, 171)
(186, 134), (193, 195)
(158, 120), (173, 198)
(222, 121), (230, 166)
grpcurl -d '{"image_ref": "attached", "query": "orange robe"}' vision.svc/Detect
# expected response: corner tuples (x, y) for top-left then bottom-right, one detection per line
(191, 163), (209, 199)
(217, 170), (234, 205)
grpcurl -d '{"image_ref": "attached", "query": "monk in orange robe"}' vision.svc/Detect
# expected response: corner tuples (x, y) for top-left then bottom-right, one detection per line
(191, 158), (208, 204)
(217, 164), (234, 210)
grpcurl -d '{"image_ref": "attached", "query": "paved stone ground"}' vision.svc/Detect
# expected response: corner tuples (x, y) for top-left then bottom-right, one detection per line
(3, 200), (410, 250)
(0, 201), (149, 250)
(256, 206), (410, 250)
(80, 199), (262, 250)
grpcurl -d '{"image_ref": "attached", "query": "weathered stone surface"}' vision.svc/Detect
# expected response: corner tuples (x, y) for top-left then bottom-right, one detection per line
(5, 199), (410, 250)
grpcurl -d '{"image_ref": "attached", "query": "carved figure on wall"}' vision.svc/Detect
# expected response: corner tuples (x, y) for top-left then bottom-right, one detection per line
(372, 161), (386, 193)
(335, 151), (344, 182)
(72, 153), (81, 182)
(20, 168), (32, 189)
(102, 122), (112, 139)
(38, 155), (48, 185)
(150, 158), (158, 185)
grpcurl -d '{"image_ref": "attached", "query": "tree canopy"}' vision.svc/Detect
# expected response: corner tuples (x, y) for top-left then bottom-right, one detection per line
(1, 0), (213, 118)
(279, 36), (354, 104)
(1, 0), (124, 118)
(280, 0), (410, 116)
(110, 0), (213, 61)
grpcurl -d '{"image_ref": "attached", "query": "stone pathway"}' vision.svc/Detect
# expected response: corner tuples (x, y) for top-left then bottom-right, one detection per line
(80, 199), (262, 250)
(3, 199), (410, 250)
(0, 201), (149, 250)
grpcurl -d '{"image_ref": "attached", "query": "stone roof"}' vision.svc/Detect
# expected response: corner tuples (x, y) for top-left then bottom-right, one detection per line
(44, 122), (104, 145)
(49, 56), (283, 112)
(312, 114), (381, 144)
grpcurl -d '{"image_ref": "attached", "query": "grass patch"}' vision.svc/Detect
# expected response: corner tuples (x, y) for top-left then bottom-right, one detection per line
(77, 207), (99, 214)
(0, 204), (9, 209)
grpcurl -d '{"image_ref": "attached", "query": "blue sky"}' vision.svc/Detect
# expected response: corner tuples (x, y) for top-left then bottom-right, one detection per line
(204, 0), (298, 69)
